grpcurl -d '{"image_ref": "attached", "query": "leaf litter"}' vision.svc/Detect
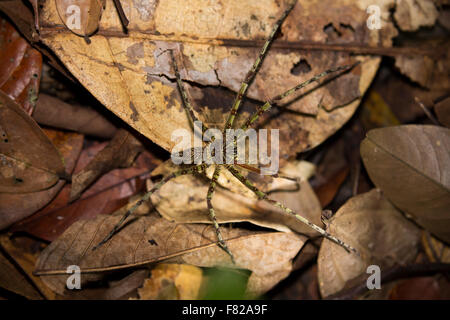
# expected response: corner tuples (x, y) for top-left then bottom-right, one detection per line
(0, 0), (449, 300)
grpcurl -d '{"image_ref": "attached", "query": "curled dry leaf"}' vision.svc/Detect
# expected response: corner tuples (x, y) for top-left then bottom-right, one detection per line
(35, 213), (305, 296)
(32, 94), (117, 139)
(360, 125), (450, 243)
(56, 0), (106, 37)
(137, 264), (204, 300)
(150, 160), (323, 236)
(317, 189), (421, 298)
(38, 0), (388, 157)
(0, 90), (65, 194)
(0, 128), (83, 230)
(0, 18), (42, 114)
(70, 128), (143, 201)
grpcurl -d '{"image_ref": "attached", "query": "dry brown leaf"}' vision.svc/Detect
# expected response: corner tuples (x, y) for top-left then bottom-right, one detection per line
(317, 189), (421, 298)
(394, 0), (438, 31)
(0, 1), (38, 42)
(394, 39), (450, 89)
(0, 235), (56, 300)
(422, 232), (450, 263)
(361, 125), (450, 243)
(70, 128), (143, 201)
(38, 0), (387, 157)
(11, 149), (157, 242)
(137, 264), (203, 300)
(0, 250), (42, 299)
(0, 17), (42, 114)
(35, 213), (305, 295)
(0, 128), (83, 230)
(32, 94), (117, 138)
(389, 276), (450, 300)
(150, 160), (323, 236)
(56, 0), (106, 37)
(390, 1), (446, 90)
(0, 90), (66, 195)
(435, 97), (450, 128)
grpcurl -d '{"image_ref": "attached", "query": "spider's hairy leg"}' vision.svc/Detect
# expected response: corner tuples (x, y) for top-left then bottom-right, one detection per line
(224, 63), (359, 168)
(93, 165), (200, 251)
(236, 163), (298, 182)
(206, 166), (236, 263)
(223, 0), (297, 131)
(224, 165), (359, 255)
(241, 62), (360, 131)
(170, 49), (209, 133)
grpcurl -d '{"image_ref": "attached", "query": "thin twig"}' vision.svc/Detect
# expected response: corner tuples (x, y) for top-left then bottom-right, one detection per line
(414, 97), (440, 126)
(352, 161), (361, 196)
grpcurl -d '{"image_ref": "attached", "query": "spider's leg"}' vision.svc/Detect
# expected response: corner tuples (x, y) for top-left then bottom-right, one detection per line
(224, 165), (359, 255)
(93, 165), (199, 250)
(236, 163), (298, 182)
(236, 163), (300, 193)
(241, 62), (359, 131)
(223, 0), (297, 131)
(223, 63), (359, 166)
(205, 166), (236, 264)
(170, 50), (209, 133)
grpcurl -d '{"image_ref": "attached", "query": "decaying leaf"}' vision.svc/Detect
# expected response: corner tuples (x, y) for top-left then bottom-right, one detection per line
(0, 1), (38, 42)
(70, 128), (143, 201)
(389, 276), (450, 300)
(35, 213), (305, 295)
(0, 90), (65, 195)
(317, 189), (421, 297)
(32, 94), (117, 139)
(394, 0), (439, 31)
(38, 0), (388, 157)
(150, 159), (323, 236)
(422, 232), (450, 264)
(0, 128), (83, 230)
(11, 144), (158, 241)
(137, 264), (204, 300)
(394, 39), (450, 90)
(360, 90), (400, 130)
(0, 250), (42, 299)
(0, 235), (56, 300)
(0, 17), (42, 114)
(361, 125), (450, 243)
(56, 0), (106, 37)
(435, 97), (450, 128)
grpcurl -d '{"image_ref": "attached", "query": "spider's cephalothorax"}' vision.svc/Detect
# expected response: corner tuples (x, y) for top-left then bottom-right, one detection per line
(94, 1), (359, 260)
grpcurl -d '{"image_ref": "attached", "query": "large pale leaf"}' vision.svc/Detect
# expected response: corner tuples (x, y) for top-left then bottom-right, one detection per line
(35, 213), (305, 295)
(151, 159), (323, 236)
(317, 189), (421, 298)
(361, 125), (450, 243)
(38, 0), (390, 157)
(0, 90), (65, 194)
